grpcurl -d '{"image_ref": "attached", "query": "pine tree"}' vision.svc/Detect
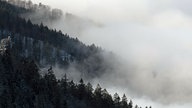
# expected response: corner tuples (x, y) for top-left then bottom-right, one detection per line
(94, 84), (102, 98)
(85, 82), (93, 100)
(93, 84), (102, 108)
(121, 94), (128, 108)
(114, 93), (121, 108)
(128, 100), (133, 108)
(44, 66), (58, 108)
(59, 75), (68, 108)
(77, 78), (86, 100)
(60, 73), (68, 94)
(135, 105), (139, 108)
(68, 80), (77, 96)
(101, 89), (113, 108)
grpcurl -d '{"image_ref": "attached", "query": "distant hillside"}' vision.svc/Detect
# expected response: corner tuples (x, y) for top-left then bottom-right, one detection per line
(2, 0), (63, 21)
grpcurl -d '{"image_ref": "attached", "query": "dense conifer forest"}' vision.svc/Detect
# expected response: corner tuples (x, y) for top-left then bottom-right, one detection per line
(0, 48), (151, 108)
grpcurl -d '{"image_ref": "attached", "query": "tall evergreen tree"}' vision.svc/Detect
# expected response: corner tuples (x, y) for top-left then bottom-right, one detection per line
(114, 93), (121, 108)
(77, 78), (86, 100)
(121, 94), (128, 108)
(128, 100), (133, 108)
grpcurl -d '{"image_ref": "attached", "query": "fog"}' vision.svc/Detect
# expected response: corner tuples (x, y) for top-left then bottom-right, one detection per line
(31, 0), (192, 107)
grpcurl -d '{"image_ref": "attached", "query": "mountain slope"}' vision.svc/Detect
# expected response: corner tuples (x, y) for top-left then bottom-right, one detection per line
(0, 0), (111, 78)
(0, 1), (152, 108)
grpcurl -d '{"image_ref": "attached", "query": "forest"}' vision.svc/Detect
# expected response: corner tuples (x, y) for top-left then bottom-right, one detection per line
(0, 48), (150, 108)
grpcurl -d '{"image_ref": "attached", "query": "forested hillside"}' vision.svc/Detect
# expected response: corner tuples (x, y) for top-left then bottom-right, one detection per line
(0, 48), (150, 108)
(0, 1), (151, 108)
(0, 0), (112, 78)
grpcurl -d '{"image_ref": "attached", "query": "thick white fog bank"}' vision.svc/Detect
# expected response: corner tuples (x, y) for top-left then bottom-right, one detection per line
(31, 0), (192, 107)
(81, 22), (192, 104)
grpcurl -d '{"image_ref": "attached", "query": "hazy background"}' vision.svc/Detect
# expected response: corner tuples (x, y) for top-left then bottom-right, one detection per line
(31, 0), (192, 108)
